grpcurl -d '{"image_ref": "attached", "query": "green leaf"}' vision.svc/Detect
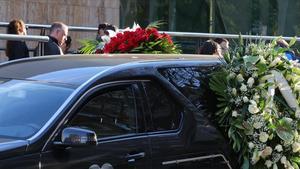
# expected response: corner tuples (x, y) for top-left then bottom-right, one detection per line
(276, 118), (294, 142)
(291, 157), (300, 164)
(78, 39), (101, 54)
(292, 67), (300, 75)
(289, 37), (297, 47)
(146, 20), (166, 29)
(243, 55), (260, 64)
(292, 162), (300, 169)
(241, 157), (249, 169)
(256, 63), (268, 75)
(243, 121), (253, 135)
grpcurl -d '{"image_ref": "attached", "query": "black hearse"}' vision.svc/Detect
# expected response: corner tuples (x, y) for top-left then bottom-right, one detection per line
(0, 54), (237, 169)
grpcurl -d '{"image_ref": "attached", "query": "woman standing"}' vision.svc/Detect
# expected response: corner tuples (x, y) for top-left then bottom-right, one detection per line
(6, 19), (29, 61)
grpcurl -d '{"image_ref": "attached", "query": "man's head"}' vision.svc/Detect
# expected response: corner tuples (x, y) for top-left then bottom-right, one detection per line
(49, 22), (68, 46)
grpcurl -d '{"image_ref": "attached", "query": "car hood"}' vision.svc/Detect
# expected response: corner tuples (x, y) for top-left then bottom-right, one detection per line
(0, 137), (28, 159)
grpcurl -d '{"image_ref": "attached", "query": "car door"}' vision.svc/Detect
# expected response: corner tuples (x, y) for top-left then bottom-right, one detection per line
(41, 82), (151, 169)
(142, 80), (229, 169)
(144, 68), (234, 169)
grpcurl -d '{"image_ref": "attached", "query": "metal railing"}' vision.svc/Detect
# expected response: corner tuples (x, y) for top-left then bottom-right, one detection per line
(0, 34), (49, 42)
(0, 21), (299, 41)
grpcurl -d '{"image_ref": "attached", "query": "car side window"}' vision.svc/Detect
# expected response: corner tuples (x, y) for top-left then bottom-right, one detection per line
(159, 66), (218, 117)
(69, 84), (140, 138)
(142, 81), (182, 132)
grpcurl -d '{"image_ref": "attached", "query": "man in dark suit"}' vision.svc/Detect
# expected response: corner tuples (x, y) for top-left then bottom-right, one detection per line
(36, 22), (68, 56)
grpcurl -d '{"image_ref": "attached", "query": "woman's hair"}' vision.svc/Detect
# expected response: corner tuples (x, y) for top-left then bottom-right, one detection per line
(199, 40), (219, 55)
(97, 23), (117, 36)
(214, 38), (228, 44)
(6, 19), (26, 57)
(7, 19), (25, 35)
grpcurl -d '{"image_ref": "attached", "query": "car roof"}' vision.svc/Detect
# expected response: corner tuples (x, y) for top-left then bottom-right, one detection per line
(0, 54), (221, 87)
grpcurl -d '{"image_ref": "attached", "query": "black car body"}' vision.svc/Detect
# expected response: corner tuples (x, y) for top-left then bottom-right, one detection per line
(0, 54), (237, 169)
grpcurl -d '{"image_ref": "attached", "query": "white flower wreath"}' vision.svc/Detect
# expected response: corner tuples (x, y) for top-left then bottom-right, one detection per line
(210, 37), (300, 169)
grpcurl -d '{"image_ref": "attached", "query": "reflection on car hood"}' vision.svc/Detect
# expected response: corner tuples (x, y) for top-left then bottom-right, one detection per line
(0, 138), (28, 159)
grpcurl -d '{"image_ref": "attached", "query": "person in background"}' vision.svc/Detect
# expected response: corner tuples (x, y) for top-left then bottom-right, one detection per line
(276, 39), (296, 60)
(214, 38), (229, 56)
(6, 19), (29, 61)
(38, 22), (68, 56)
(199, 40), (222, 57)
(96, 23), (117, 41)
(61, 36), (72, 54)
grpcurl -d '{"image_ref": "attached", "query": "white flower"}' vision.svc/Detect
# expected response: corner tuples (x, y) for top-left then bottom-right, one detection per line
(253, 122), (263, 129)
(232, 111), (238, 117)
(285, 161), (294, 169)
(227, 72), (236, 79)
(231, 88), (237, 96)
(240, 84), (247, 92)
(243, 96), (249, 103)
(261, 146), (272, 158)
(269, 57), (281, 67)
(265, 160), (272, 168)
(259, 132), (269, 143)
(273, 163), (278, 169)
(252, 72), (258, 78)
(247, 77), (255, 88)
(275, 144), (283, 152)
(251, 151), (260, 164)
(101, 35), (111, 43)
(248, 142), (255, 149)
(236, 74), (244, 82)
(249, 100), (257, 105)
(248, 104), (259, 114)
(280, 156), (287, 165)
(292, 142), (300, 153)
(295, 109), (300, 119)
(253, 94), (260, 101)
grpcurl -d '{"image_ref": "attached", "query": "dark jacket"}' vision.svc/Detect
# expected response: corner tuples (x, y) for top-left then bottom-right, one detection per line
(6, 41), (29, 61)
(35, 36), (62, 56)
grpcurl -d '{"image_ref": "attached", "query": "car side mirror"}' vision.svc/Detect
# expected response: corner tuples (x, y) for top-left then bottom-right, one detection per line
(56, 127), (98, 147)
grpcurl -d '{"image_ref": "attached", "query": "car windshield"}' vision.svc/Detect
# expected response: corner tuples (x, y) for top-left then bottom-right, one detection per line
(0, 79), (74, 139)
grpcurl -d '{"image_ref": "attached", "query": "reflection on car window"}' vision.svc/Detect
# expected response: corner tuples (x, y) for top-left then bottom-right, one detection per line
(159, 66), (219, 120)
(142, 81), (181, 132)
(0, 80), (73, 139)
(70, 84), (140, 138)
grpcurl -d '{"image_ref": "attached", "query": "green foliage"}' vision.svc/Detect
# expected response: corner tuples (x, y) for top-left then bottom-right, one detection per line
(78, 39), (104, 54)
(209, 37), (300, 169)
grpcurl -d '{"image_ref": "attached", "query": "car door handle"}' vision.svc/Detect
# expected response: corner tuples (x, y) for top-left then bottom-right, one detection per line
(125, 152), (145, 163)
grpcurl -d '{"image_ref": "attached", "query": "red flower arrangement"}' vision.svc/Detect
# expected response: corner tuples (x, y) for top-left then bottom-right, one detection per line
(103, 24), (181, 54)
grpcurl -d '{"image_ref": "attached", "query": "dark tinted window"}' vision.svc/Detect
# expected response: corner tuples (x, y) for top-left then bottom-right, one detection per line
(70, 84), (141, 138)
(159, 66), (217, 112)
(142, 81), (181, 132)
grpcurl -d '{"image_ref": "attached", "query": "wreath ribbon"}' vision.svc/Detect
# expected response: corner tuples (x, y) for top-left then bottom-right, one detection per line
(270, 70), (300, 116)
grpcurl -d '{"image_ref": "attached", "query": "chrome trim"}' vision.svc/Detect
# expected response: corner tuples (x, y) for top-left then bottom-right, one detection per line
(162, 154), (232, 169)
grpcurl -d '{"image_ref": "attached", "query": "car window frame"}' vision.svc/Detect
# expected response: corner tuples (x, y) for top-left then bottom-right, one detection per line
(69, 83), (143, 139)
(42, 80), (149, 151)
(139, 80), (184, 135)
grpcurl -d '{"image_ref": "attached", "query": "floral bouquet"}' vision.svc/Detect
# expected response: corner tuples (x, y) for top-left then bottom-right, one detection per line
(210, 37), (300, 169)
(103, 22), (181, 54)
(78, 32), (112, 54)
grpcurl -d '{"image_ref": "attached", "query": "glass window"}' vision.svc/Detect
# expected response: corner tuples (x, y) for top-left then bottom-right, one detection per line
(142, 81), (181, 132)
(0, 79), (73, 139)
(159, 66), (218, 118)
(69, 84), (140, 138)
